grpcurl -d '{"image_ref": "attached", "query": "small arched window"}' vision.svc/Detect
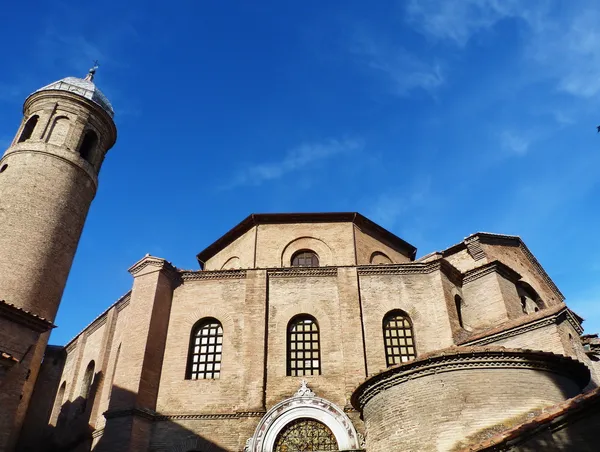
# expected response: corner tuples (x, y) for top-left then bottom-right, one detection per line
(79, 130), (98, 163)
(187, 318), (223, 380)
(517, 281), (544, 314)
(287, 315), (321, 376)
(18, 115), (38, 142)
(455, 295), (464, 328)
(291, 250), (319, 267)
(383, 311), (416, 366)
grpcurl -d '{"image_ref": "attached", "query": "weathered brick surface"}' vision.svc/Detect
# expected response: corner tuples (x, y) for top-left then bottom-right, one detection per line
(356, 351), (585, 452)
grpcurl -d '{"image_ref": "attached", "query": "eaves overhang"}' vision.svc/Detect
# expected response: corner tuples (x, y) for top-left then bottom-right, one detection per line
(196, 212), (417, 268)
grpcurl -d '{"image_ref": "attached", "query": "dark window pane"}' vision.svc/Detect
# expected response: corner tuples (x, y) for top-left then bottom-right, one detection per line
(187, 319), (223, 380)
(287, 316), (321, 376)
(383, 312), (416, 367)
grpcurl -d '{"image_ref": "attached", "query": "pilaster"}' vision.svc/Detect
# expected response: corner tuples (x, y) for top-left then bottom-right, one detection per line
(99, 255), (177, 452)
(240, 269), (268, 413)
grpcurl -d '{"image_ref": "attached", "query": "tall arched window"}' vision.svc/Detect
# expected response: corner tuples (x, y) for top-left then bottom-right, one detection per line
(47, 116), (70, 146)
(291, 250), (319, 267)
(287, 315), (321, 376)
(51, 381), (66, 426)
(383, 311), (416, 366)
(18, 115), (38, 142)
(187, 318), (223, 379)
(79, 130), (98, 163)
(80, 360), (95, 411)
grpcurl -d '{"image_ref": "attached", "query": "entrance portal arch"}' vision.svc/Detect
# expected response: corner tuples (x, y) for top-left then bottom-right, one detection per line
(246, 381), (361, 452)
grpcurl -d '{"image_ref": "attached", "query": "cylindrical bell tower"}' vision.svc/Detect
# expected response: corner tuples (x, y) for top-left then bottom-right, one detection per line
(0, 67), (116, 321)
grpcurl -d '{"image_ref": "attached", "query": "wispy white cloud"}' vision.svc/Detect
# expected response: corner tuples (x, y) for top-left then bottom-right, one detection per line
(499, 130), (531, 155)
(405, 0), (600, 99)
(350, 28), (444, 96)
(223, 139), (362, 189)
(365, 177), (432, 229)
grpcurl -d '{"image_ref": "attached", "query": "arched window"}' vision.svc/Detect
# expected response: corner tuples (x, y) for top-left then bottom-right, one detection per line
(275, 418), (339, 451)
(291, 250), (319, 267)
(79, 130), (98, 163)
(517, 281), (544, 314)
(370, 251), (393, 264)
(455, 295), (464, 328)
(18, 115), (38, 142)
(80, 360), (95, 411)
(383, 311), (416, 366)
(51, 381), (66, 426)
(47, 116), (70, 146)
(287, 315), (321, 376)
(187, 318), (223, 379)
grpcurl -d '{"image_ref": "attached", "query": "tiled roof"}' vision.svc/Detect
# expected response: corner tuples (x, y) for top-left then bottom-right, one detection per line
(459, 386), (600, 451)
(0, 299), (52, 324)
(456, 303), (574, 345)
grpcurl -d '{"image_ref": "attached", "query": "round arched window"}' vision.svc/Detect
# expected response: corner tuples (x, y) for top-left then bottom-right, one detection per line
(291, 250), (319, 267)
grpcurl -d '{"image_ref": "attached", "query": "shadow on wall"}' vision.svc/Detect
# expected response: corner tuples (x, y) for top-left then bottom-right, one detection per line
(32, 379), (230, 452)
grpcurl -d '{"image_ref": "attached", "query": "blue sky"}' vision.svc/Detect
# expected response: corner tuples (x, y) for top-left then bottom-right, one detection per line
(1, 0), (599, 344)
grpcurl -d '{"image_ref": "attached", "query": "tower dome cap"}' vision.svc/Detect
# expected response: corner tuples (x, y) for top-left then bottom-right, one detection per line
(32, 64), (114, 118)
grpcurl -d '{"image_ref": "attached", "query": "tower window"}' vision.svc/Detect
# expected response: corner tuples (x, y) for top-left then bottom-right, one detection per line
(187, 318), (223, 380)
(287, 315), (321, 376)
(383, 311), (416, 366)
(291, 250), (319, 267)
(18, 115), (38, 142)
(79, 130), (98, 163)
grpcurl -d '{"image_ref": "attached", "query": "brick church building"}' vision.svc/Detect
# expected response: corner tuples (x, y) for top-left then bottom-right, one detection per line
(1, 71), (599, 452)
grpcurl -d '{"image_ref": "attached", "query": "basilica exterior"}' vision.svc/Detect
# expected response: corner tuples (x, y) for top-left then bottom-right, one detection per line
(1, 72), (599, 452)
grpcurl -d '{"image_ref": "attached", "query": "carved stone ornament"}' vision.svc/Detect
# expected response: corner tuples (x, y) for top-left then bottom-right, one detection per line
(295, 379), (315, 398)
(246, 380), (360, 452)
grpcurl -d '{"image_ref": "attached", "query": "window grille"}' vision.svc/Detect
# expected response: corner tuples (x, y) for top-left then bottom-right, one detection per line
(274, 418), (339, 451)
(383, 312), (416, 366)
(288, 316), (321, 376)
(187, 319), (223, 379)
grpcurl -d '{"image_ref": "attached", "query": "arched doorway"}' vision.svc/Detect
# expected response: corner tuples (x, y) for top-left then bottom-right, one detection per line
(274, 418), (339, 451)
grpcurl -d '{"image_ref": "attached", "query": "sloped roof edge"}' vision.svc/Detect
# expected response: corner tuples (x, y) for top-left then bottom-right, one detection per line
(196, 212), (417, 267)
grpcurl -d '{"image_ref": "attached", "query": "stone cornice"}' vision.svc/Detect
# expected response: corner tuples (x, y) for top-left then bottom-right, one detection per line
(0, 299), (55, 333)
(104, 408), (266, 422)
(155, 411), (266, 421)
(128, 255), (180, 283)
(268, 267), (338, 278)
(463, 260), (521, 285)
(103, 407), (156, 421)
(181, 269), (247, 281)
(357, 260), (463, 285)
(459, 306), (583, 346)
(351, 347), (590, 410)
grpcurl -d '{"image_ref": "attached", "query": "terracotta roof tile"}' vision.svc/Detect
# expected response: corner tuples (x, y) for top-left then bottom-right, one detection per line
(458, 386), (600, 451)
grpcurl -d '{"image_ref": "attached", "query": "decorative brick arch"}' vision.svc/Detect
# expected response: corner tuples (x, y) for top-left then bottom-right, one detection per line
(246, 381), (361, 452)
(220, 256), (241, 270)
(281, 237), (333, 267)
